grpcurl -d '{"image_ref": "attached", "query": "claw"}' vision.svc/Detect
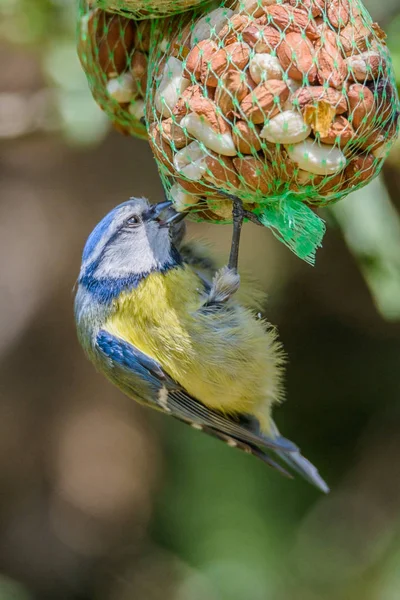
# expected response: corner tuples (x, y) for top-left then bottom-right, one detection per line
(206, 267), (241, 304)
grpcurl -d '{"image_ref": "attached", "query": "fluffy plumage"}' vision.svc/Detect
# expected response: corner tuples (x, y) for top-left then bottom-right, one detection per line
(104, 266), (282, 426)
(74, 198), (329, 493)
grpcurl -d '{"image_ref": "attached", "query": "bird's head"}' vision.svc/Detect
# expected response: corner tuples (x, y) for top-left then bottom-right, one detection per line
(79, 198), (186, 285)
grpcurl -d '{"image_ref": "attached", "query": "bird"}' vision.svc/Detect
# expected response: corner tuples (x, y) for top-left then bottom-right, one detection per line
(74, 197), (329, 493)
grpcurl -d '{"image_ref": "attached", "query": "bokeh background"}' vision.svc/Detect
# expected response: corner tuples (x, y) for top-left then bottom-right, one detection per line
(1, 1), (400, 598)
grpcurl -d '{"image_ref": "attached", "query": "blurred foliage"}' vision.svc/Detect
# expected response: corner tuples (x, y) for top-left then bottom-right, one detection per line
(0, 1), (400, 600)
(386, 14), (400, 81)
(0, 0), (109, 144)
(332, 177), (400, 320)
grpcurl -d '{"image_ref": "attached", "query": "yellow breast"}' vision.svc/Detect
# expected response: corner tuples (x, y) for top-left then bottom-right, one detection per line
(104, 266), (283, 426)
(105, 267), (203, 369)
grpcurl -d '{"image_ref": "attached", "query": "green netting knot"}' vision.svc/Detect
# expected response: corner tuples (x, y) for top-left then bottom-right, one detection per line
(256, 196), (326, 265)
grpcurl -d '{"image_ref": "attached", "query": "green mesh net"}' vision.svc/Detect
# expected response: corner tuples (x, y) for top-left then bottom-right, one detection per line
(144, 0), (399, 262)
(77, 0), (399, 263)
(94, 0), (216, 20)
(77, 0), (152, 139)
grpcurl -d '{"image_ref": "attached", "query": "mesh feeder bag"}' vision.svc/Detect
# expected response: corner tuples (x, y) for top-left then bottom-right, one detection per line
(93, 0), (218, 21)
(146, 0), (399, 263)
(78, 0), (153, 139)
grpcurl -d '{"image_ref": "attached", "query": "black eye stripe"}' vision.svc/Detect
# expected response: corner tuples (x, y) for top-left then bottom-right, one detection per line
(126, 215), (141, 227)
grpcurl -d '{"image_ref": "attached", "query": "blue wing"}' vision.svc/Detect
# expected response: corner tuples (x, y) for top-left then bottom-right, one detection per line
(96, 330), (329, 492)
(97, 329), (166, 381)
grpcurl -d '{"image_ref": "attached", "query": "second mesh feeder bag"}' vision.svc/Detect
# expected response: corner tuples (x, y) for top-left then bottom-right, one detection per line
(78, 1), (152, 139)
(94, 0), (217, 20)
(146, 0), (399, 262)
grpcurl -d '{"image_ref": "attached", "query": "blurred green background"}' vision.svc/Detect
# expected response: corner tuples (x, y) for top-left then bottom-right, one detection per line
(1, 1), (400, 598)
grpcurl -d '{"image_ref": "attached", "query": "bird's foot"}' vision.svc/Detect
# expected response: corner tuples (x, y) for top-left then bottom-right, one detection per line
(207, 266), (241, 304)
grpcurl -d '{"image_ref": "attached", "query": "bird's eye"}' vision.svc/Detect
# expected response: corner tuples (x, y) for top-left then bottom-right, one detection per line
(126, 215), (141, 227)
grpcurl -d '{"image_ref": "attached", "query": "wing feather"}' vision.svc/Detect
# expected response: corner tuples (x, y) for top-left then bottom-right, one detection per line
(96, 329), (329, 492)
(97, 330), (296, 453)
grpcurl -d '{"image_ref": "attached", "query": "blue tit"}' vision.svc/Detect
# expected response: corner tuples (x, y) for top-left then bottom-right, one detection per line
(74, 198), (329, 493)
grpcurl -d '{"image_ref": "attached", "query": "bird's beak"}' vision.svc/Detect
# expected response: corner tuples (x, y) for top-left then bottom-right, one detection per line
(159, 210), (188, 227)
(150, 200), (188, 228)
(149, 200), (173, 218)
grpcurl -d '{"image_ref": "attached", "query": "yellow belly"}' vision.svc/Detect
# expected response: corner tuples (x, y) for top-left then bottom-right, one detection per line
(104, 267), (283, 421)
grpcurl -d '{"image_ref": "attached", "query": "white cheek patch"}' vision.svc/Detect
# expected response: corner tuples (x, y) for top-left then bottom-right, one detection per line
(93, 224), (173, 279)
(81, 202), (148, 275)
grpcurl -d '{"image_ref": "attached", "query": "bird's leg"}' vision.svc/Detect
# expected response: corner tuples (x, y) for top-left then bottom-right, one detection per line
(205, 196), (244, 306)
(228, 196), (244, 272)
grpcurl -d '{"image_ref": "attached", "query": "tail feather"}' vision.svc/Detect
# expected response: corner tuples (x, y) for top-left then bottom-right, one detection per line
(203, 426), (293, 479)
(273, 448), (330, 493)
(225, 415), (329, 492)
(190, 416), (329, 493)
(270, 421), (330, 493)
